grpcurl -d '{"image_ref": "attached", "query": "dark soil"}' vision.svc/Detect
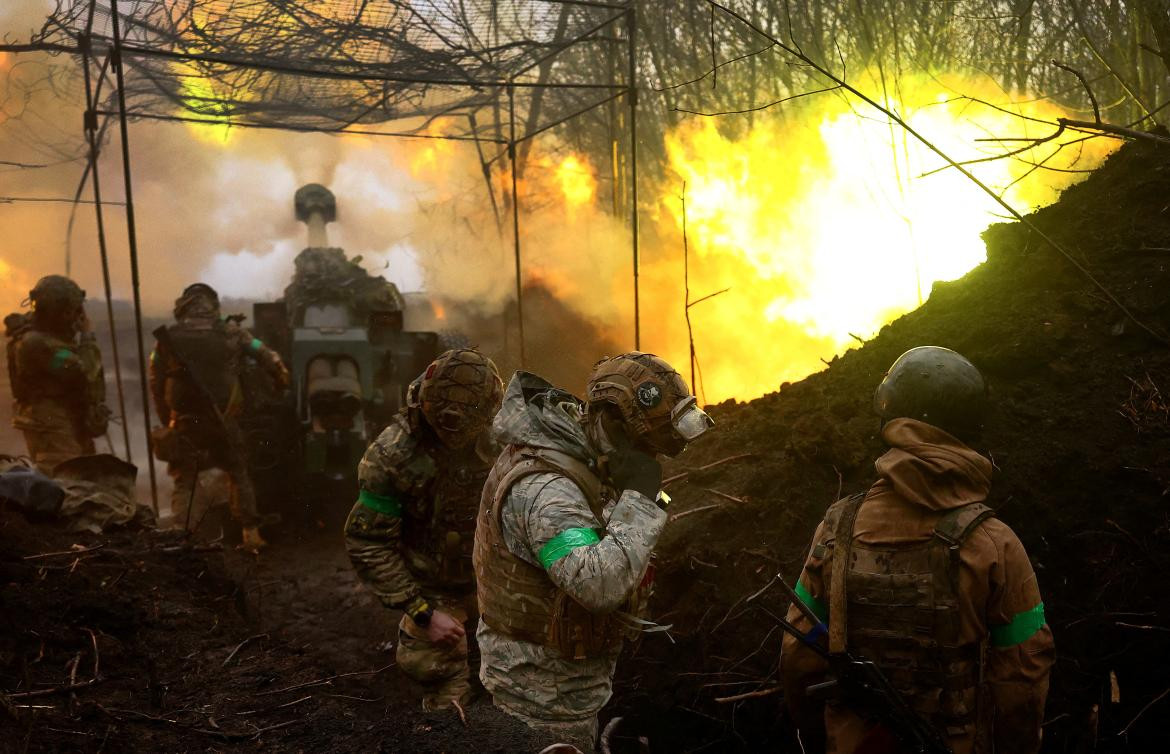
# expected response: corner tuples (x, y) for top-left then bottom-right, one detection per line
(0, 510), (554, 753)
(612, 135), (1170, 752)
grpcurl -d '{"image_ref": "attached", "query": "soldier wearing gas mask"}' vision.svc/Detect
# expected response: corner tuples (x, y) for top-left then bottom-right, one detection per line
(344, 348), (503, 711)
(6, 275), (109, 473)
(473, 352), (713, 751)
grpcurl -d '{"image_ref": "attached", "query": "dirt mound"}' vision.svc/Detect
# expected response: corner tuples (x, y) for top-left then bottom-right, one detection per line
(617, 136), (1170, 751)
(0, 510), (552, 753)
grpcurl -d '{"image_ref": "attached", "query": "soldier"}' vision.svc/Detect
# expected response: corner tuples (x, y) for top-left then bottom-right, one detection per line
(473, 353), (713, 751)
(6, 275), (109, 473)
(149, 283), (289, 550)
(344, 348), (503, 711)
(780, 346), (1054, 754)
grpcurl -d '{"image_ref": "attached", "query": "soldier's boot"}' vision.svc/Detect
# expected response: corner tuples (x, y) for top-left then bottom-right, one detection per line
(241, 526), (268, 550)
(420, 671), (472, 712)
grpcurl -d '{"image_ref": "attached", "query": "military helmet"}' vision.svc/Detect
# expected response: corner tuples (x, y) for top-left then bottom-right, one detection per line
(408, 348), (503, 448)
(174, 282), (220, 320)
(873, 346), (988, 441)
(29, 275), (85, 316)
(586, 352), (712, 457)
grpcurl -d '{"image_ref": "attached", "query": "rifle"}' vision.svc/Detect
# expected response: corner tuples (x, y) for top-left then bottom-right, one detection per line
(774, 575), (954, 754)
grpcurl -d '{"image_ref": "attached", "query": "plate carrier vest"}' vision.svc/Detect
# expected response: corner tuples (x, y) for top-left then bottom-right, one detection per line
(822, 493), (996, 737)
(473, 444), (645, 660)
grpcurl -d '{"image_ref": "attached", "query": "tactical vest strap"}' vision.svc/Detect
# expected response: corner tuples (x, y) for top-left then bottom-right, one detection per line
(828, 492), (866, 653)
(932, 502), (995, 546)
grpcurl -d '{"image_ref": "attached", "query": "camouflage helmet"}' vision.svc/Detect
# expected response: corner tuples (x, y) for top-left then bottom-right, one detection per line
(174, 282), (220, 320)
(873, 346), (988, 441)
(408, 348), (503, 448)
(29, 275), (85, 318)
(586, 352), (712, 457)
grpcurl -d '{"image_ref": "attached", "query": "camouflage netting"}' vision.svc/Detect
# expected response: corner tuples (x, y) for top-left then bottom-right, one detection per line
(37, 0), (629, 148)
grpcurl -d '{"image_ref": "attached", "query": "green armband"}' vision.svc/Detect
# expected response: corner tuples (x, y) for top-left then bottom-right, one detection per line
(358, 488), (403, 517)
(538, 527), (601, 569)
(250, 337), (264, 352)
(794, 579), (829, 623)
(50, 348), (73, 371)
(991, 602), (1046, 647)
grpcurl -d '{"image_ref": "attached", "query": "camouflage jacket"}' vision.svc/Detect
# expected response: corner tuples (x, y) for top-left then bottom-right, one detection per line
(477, 372), (667, 722)
(345, 411), (496, 607)
(8, 327), (107, 437)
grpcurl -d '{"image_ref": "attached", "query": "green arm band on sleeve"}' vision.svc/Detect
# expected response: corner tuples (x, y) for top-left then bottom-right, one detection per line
(250, 337), (264, 352)
(357, 488), (403, 517)
(795, 579), (829, 623)
(991, 602), (1047, 647)
(538, 527), (601, 570)
(50, 348), (73, 371)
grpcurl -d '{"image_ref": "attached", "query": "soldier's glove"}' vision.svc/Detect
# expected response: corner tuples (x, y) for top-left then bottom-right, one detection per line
(608, 448), (662, 501)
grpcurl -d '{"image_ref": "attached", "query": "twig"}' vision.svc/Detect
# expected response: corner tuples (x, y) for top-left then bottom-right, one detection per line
(1116, 622), (1170, 633)
(662, 453), (756, 488)
(22, 544), (105, 560)
(321, 693), (384, 702)
(237, 695), (311, 717)
(5, 679), (102, 699)
(669, 503), (725, 523)
(1057, 118), (1170, 147)
(451, 698), (468, 727)
(715, 686), (781, 703)
(1119, 686), (1170, 736)
(675, 85), (841, 116)
(223, 634), (268, 667)
(1052, 59), (1100, 124)
(254, 664), (393, 697)
(705, 488), (749, 504)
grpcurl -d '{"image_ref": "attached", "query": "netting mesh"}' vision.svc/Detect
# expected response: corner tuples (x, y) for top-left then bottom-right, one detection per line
(39, 0), (628, 140)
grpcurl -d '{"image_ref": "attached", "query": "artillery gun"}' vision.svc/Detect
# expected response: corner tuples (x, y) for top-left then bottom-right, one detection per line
(243, 184), (440, 521)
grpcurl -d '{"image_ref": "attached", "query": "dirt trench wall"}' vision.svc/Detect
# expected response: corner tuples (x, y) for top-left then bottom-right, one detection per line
(618, 136), (1170, 752)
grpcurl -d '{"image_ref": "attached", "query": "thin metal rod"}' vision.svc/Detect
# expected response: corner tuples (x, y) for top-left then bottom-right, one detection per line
(507, 86), (526, 368)
(81, 21), (133, 464)
(626, 6), (640, 349)
(109, 0), (158, 514)
(93, 109), (509, 142)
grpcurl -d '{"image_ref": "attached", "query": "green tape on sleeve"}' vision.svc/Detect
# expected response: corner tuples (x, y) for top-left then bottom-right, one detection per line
(250, 337), (264, 352)
(991, 602), (1047, 647)
(50, 348), (73, 372)
(795, 578), (829, 623)
(538, 527), (601, 570)
(358, 488), (403, 517)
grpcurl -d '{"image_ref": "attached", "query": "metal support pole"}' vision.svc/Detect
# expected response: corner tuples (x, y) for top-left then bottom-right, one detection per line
(626, 5), (640, 349)
(110, 0), (159, 514)
(507, 85), (527, 368)
(80, 13), (133, 463)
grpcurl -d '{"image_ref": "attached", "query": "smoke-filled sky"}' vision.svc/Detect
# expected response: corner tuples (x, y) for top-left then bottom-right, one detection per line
(1, 1), (441, 315)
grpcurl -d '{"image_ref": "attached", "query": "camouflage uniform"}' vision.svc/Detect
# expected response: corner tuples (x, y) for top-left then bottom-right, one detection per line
(474, 372), (668, 751)
(6, 294), (108, 475)
(149, 289), (287, 530)
(344, 411), (496, 709)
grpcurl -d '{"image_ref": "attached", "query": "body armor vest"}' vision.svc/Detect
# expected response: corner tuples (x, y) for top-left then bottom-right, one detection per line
(473, 445), (645, 660)
(156, 321), (237, 418)
(824, 494), (996, 736)
(401, 433), (493, 591)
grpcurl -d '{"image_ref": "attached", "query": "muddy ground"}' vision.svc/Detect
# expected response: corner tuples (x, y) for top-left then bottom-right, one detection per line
(4, 134), (1170, 753)
(0, 512), (556, 753)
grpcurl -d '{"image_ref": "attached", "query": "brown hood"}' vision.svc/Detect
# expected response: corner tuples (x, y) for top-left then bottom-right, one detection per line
(873, 417), (992, 511)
